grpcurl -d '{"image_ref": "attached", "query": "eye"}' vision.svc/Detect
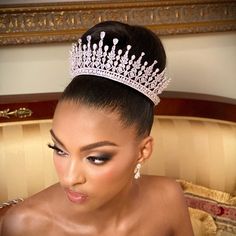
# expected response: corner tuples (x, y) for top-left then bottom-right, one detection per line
(87, 155), (111, 165)
(48, 143), (69, 157)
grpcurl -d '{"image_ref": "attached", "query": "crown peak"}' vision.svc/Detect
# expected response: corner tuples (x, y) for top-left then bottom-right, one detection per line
(100, 31), (105, 38)
(113, 38), (119, 45)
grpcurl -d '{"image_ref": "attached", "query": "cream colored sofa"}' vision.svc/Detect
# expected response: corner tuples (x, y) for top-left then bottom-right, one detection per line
(0, 115), (236, 235)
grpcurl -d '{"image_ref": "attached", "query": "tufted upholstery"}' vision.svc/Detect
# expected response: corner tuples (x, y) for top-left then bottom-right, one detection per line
(0, 116), (236, 202)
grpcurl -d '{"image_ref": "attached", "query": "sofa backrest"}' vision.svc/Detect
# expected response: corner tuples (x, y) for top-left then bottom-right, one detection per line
(144, 116), (236, 194)
(0, 116), (236, 202)
(0, 120), (57, 202)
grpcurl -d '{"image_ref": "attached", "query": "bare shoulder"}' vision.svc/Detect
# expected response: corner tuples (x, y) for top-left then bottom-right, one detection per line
(140, 175), (194, 235)
(141, 175), (183, 200)
(1, 184), (60, 236)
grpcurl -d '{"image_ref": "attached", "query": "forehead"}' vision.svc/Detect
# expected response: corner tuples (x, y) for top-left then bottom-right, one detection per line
(52, 101), (137, 146)
(53, 100), (121, 126)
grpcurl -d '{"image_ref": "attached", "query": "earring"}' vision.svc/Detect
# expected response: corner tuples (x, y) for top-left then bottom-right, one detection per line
(134, 163), (141, 179)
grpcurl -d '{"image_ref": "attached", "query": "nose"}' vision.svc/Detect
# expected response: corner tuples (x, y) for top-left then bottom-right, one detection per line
(63, 158), (86, 187)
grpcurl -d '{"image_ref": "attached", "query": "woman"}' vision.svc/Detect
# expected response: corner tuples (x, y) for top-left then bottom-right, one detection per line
(1, 21), (194, 235)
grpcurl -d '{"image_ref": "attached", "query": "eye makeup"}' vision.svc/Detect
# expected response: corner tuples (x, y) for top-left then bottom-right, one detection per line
(48, 143), (69, 157)
(87, 154), (112, 165)
(48, 142), (113, 165)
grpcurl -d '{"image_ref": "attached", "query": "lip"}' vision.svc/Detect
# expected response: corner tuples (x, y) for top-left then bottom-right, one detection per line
(65, 189), (88, 204)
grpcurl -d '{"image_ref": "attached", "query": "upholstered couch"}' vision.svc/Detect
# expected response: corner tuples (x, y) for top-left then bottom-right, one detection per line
(0, 95), (236, 236)
(145, 115), (236, 236)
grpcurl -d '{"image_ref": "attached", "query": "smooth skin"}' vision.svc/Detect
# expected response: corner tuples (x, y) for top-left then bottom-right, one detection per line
(1, 101), (194, 236)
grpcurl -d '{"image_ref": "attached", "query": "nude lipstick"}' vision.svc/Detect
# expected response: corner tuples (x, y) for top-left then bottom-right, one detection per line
(65, 189), (88, 204)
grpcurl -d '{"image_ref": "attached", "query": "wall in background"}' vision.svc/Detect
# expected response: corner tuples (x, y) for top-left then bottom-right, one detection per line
(162, 31), (236, 100)
(0, 31), (235, 99)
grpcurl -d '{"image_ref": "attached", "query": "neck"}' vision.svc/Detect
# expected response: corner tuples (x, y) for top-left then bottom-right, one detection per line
(94, 179), (139, 222)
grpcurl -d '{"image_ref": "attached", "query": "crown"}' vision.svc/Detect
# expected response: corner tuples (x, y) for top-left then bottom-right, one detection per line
(70, 31), (170, 105)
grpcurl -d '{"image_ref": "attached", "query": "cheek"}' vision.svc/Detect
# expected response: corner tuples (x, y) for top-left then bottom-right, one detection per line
(53, 156), (66, 176)
(86, 167), (130, 199)
(89, 151), (137, 184)
(93, 166), (125, 182)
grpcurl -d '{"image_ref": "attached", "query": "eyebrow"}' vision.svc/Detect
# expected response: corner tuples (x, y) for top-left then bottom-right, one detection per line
(50, 129), (118, 152)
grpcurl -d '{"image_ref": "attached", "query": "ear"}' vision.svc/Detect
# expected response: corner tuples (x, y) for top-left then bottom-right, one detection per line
(137, 136), (153, 163)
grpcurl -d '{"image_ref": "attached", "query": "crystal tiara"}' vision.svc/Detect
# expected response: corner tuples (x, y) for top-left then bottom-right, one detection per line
(70, 31), (170, 105)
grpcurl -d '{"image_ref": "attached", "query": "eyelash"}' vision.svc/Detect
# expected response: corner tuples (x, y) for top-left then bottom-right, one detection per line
(87, 155), (111, 165)
(48, 143), (68, 157)
(47, 143), (111, 165)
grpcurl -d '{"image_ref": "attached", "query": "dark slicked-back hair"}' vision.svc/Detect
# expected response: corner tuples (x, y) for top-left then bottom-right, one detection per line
(60, 21), (166, 137)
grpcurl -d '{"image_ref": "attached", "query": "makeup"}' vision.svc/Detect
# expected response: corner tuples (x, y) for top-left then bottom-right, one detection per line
(87, 154), (112, 165)
(65, 189), (88, 204)
(48, 143), (68, 157)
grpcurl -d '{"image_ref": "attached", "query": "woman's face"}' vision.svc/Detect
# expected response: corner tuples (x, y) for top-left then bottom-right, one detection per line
(51, 101), (142, 212)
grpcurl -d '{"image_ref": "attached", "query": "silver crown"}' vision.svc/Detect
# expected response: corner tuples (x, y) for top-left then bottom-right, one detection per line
(70, 31), (170, 105)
